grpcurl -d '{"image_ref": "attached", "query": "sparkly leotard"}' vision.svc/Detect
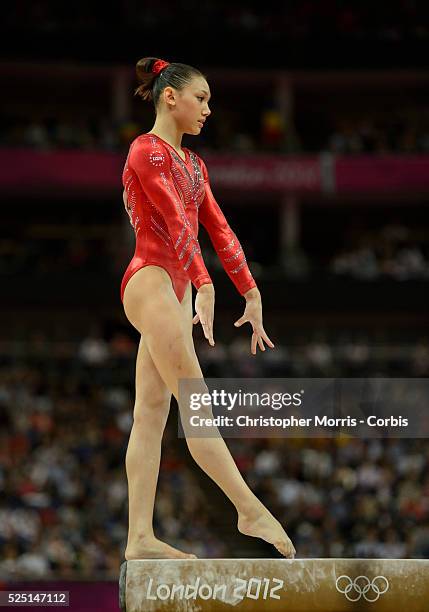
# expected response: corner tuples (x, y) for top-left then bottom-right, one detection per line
(120, 133), (257, 303)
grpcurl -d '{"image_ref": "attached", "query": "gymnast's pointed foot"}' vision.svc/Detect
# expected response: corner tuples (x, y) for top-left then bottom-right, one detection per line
(237, 504), (296, 559)
(125, 536), (197, 560)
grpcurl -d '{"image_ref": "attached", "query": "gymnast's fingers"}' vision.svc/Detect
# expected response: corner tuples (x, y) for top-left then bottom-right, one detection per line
(251, 331), (258, 355)
(261, 327), (275, 348)
(201, 320), (215, 346)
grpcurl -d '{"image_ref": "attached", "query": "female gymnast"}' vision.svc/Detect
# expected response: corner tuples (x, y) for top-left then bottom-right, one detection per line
(121, 57), (296, 560)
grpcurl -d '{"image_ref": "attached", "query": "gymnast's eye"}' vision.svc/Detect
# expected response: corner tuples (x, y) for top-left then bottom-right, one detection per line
(197, 96), (204, 101)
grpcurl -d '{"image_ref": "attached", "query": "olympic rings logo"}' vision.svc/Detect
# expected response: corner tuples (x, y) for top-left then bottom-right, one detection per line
(335, 575), (389, 602)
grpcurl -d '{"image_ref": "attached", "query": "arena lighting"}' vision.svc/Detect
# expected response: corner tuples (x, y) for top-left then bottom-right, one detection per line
(119, 558), (429, 611)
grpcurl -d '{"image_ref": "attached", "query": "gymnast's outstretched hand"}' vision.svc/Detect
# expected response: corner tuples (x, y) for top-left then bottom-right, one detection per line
(193, 283), (215, 346)
(234, 287), (275, 355)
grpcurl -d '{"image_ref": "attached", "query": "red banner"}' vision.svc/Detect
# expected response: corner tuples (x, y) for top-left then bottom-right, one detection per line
(0, 149), (123, 196)
(202, 154), (321, 192)
(1, 149), (429, 196)
(335, 155), (429, 193)
(0, 149), (320, 196)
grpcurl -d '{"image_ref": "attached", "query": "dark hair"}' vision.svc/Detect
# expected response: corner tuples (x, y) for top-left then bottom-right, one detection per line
(134, 57), (205, 108)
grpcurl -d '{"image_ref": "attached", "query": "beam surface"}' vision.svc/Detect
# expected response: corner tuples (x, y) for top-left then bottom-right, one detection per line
(119, 558), (429, 611)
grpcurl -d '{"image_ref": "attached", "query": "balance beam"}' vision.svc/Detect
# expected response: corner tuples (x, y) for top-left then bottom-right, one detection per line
(119, 558), (429, 611)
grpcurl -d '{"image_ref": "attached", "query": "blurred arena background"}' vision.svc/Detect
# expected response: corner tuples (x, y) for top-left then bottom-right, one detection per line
(1, 0), (429, 584)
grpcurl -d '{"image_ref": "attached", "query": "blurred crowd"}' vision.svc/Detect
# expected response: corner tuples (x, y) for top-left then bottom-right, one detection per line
(330, 222), (429, 280)
(234, 435), (429, 559)
(0, 333), (228, 580)
(0, 234), (119, 278)
(2, 107), (429, 155)
(2, 219), (428, 283)
(0, 328), (428, 578)
(326, 113), (429, 155)
(5, 1), (429, 42)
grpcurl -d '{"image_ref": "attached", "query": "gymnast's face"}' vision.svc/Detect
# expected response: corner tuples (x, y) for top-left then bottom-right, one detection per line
(163, 76), (212, 135)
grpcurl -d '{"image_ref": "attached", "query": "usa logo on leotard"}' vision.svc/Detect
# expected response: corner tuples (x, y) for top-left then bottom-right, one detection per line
(149, 150), (165, 167)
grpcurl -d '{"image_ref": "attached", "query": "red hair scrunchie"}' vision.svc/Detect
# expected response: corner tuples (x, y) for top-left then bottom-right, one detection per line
(152, 60), (170, 76)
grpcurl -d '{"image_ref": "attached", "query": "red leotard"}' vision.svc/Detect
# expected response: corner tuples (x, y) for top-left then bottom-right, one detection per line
(120, 133), (257, 303)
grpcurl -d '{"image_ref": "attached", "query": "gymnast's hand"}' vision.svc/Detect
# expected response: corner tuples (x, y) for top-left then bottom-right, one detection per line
(234, 287), (275, 355)
(193, 283), (215, 346)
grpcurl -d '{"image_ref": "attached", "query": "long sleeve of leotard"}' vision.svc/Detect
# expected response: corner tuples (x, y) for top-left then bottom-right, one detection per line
(128, 137), (213, 290)
(198, 158), (257, 296)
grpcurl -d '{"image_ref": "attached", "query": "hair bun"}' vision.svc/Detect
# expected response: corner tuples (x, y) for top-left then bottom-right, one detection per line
(134, 57), (161, 102)
(133, 58), (203, 107)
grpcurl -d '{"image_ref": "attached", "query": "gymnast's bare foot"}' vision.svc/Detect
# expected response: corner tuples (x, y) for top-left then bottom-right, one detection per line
(125, 535), (197, 560)
(238, 504), (296, 559)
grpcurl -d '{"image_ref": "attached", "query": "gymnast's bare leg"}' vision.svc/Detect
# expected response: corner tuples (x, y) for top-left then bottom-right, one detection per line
(123, 265), (295, 558)
(124, 275), (196, 560)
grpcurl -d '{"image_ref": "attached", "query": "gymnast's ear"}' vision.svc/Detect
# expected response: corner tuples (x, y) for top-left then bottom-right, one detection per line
(162, 86), (177, 108)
